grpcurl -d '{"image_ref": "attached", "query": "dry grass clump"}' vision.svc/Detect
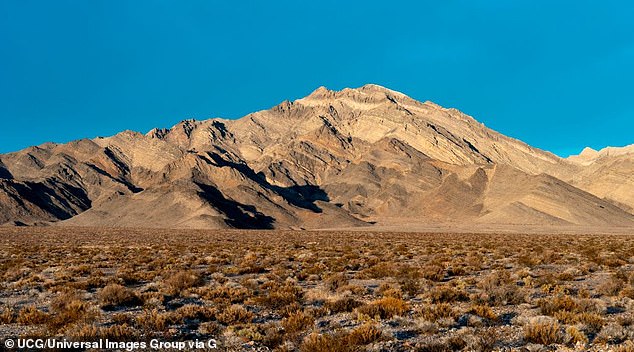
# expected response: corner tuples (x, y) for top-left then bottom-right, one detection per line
(477, 271), (525, 306)
(198, 284), (250, 303)
(325, 273), (348, 292)
(198, 321), (222, 336)
(523, 317), (562, 345)
(0, 307), (15, 324)
(539, 295), (580, 315)
(614, 341), (634, 352)
(427, 285), (469, 303)
(164, 270), (203, 296)
(66, 323), (136, 340)
(597, 274), (626, 296)
(324, 297), (362, 314)
(253, 282), (303, 309)
(217, 304), (254, 325)
(346, 323), (383, 345)
(565, 325), (588, 345)
(17, 305), (49, 325)
(417, 303), (456, 321)
(98, 283), (140, 309)
(421, 264), (445, 281)
(47, 291), (100, 332)
(300, 324), (383, 352)
(467, 304), (497, 321)
(281, 311), (314, 334)
(357, 297), (409, 319)
(300, 332), (353, 352)
(135, 309), (174, 331)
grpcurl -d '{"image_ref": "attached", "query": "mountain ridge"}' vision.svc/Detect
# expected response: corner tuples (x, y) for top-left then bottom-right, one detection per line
(1, 84), (632, 229)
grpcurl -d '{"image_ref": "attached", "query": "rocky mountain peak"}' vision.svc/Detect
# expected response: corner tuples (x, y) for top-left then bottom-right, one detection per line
(0, 85), (632, 229)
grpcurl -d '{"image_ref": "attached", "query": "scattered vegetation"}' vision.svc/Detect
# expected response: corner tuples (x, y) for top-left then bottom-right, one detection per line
(1, 227), (633, 351)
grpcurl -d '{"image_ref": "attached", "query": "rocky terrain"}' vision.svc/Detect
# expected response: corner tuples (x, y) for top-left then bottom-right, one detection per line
(0, 84), (632, 229)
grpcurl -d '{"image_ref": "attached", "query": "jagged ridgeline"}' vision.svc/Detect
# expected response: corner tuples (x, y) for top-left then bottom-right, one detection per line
(1, 84), (633, 228)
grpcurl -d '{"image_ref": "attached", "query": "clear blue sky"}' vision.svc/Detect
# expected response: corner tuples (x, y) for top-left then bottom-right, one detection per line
(1, 1), (633, 156)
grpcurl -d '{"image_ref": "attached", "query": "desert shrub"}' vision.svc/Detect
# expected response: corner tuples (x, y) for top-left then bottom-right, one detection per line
(377, 283), (403, 298)
(48, 291), (100, 332)
(116, 267), (144, 285)
(325, 298), (362, 314)
(539, 295), (579, 316)
(135, 309), (173, 331)
(66, 323), (136, 340)
(17, 305), (49, 325)
(594, 323), (627, 345)
(418, 303), (456, 321)
(399, 277), (422, 297)
(446, 335), (468, 350)
(346, 323), (383, 345)
(416, 340), (459, 352)
(357, 297), (409, 319)
(362, 262), (398, 279)
(477, 271), (524, 306)
(475, 329), (499, 351)
(620, 285), (634, 299)
(112, 313), (134, 325)
(0, 307), (15, 324)
(198, 284), (250, 303)
(446, 265), (467, 277)
(565, 326), (588, 346)
(428, 285), (468, 303)
(300, 325), (382, 352)
(238, 252), (266, 274)
(524, 317), (562, 345)
(617, 315), (633, 327)
(557, 268), (581, 281)
(164, 270), (203, 296)
(553, 310), (578, 324)
(198, 321), (222, 336)
(578, 312), (605, 334)
(614, 341), (634, 352)
(467, 304), (497, 321)
(279, 302), (303, 317)
(98, 284), (140, 309)
(217, 305), (254, 325)
(325, 273), (348, 292)
(597, 274), (625, 297)
(174, 304), (217, 322)
(300, 332), (352, 352)
(421, 265), (445, 281)
(253, 283), (303, 309)
(282, 311), (314, 334)
(396, 265), (424, 294)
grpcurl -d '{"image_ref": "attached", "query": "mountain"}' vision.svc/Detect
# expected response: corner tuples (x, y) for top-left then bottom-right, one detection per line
(563, 145), (634, 213)
(1, 84), (633, 229)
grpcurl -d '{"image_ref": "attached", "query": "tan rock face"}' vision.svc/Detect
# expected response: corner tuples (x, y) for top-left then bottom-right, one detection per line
(563, 145), (634, 213)
(0, 84), (632, 229)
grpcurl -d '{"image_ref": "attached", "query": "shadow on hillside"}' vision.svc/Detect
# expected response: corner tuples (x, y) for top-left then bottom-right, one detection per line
(12, 180), (91, 220)
(195, 182), (275, 229)
(85, 164), (144, 193)
(0, 165), (12, 179)
(200, 149), (329, 213)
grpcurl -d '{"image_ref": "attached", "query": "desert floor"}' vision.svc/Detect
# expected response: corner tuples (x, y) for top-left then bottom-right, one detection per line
(1, 227), (633, 351)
